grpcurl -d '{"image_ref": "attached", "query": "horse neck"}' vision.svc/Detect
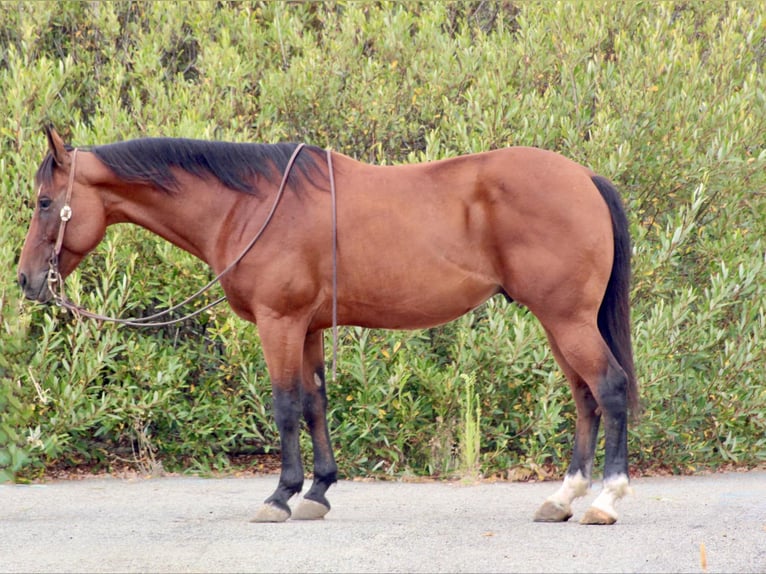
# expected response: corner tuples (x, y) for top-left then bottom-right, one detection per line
(100, 175), (241, 266)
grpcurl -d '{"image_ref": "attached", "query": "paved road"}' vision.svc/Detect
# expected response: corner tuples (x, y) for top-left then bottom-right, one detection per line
(2, 470), (765, 573)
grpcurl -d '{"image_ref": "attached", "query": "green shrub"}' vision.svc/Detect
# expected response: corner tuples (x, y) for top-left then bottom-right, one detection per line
(1, 0), (764, 482)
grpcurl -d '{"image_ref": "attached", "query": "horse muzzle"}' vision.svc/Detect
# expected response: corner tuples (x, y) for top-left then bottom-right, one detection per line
(18, 269), (54, 303)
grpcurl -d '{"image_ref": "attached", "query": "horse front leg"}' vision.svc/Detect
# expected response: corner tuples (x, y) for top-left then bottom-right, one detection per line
(292, 330), (338, 520)
(251, 320), (308, 523)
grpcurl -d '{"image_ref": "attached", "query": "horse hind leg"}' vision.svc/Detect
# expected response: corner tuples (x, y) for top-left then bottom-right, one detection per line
(579, 353), (632, 525)
(538, 320), (631, 525)
(534, 329), (600, 523)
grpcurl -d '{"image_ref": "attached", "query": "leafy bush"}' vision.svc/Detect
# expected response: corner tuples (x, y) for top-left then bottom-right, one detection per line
(1, 1), (764, 482)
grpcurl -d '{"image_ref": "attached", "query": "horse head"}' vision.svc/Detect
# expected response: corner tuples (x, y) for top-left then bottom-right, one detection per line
(17, 126), (107, 302)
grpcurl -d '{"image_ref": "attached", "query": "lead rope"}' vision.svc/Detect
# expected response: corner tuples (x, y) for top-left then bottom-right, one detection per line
(48, 143), (306, 327)
(327, 149), (339, 382)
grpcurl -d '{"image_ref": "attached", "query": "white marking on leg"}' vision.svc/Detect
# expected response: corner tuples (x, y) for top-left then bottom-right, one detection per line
(547, 470), (590, 507)
(314, 372), (322, 387)
(590, 473), (632, 519)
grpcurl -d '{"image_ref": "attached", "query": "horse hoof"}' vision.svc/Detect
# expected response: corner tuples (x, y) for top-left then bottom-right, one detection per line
(533, 500), (573, 523)
(292, 498), (330, 520)
(251, 502), (291, 523)
(580, 506), (617, 525)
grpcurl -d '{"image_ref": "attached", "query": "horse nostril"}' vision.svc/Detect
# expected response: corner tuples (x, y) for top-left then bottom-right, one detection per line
(18, 272), (27, 290)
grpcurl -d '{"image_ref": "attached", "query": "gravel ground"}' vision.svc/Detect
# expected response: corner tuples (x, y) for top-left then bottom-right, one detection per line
(2, 470), (765, 573)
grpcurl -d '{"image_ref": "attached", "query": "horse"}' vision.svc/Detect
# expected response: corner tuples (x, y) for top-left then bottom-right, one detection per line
(18, 126), (638, 525)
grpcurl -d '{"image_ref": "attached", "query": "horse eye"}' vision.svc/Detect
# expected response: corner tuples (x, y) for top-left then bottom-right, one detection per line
(38, 196), (53, 210)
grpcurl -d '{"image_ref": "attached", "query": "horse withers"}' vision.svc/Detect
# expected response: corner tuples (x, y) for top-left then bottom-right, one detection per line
(18, 127), (637, 524)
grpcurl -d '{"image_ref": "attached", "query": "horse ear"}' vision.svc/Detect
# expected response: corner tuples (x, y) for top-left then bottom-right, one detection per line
(44, 125), (69, 167)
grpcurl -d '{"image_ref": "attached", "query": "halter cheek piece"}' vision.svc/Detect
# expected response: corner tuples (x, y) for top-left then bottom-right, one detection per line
(47, 148), (78, 296)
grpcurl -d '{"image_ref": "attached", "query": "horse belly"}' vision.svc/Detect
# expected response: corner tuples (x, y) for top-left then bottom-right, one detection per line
(343, 260), (499, 330)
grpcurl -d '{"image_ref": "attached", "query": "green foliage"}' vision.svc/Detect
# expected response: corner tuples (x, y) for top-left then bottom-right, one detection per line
(459, 372), (482, 478)
(1, 1), (764, 482)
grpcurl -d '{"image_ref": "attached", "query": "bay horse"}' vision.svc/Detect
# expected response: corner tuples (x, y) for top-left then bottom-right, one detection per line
(18, 126), (637, 525)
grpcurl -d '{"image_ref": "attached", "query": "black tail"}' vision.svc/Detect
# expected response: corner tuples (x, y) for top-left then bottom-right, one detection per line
(591, 175), (639, 415)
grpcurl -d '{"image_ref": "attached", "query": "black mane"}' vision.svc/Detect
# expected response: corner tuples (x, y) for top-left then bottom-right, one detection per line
(36, 138), (326, 195)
